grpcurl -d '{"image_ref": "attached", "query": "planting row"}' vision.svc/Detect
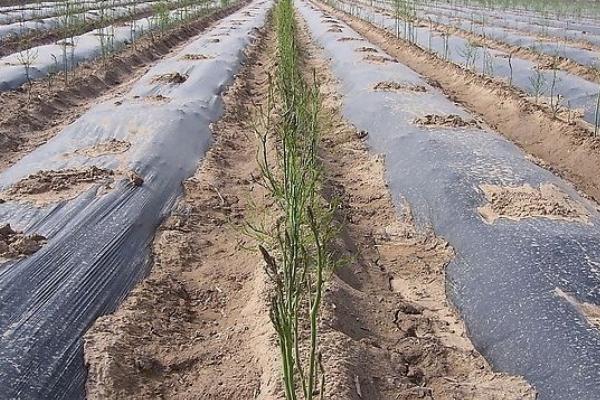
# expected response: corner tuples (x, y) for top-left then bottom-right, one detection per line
(0, 0), (151, 25)
(0, 0), (220, 91)
(433, 0), (600, 22)
(0, 0), (270, 398)
(0, 0), (168, 47)
(429, 1), (600, 33)
(0, 0), (163, 42)
(416, 1), (600, 52)
(301, 1), (600, 398)
(349, 0), (600, 74)
(331, 0), (600, 130)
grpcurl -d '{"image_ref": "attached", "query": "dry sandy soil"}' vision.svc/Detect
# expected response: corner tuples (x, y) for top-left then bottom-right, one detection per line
(0, 222), (46, 260)
(477, 183), (590, 224)
(83, 8), (535, 400)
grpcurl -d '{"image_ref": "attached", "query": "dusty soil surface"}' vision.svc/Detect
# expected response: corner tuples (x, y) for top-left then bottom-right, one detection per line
(0, 223), (46, 260)
(362, 53), (397, 64)
(297, 11), (535, 399)
(0, 1), (248, 173)
(74, 138), (131, 157)
(152, 71), (189, 84)
(374, 80), (427, 92)
(84, 17), (282, 400)
(478, 183), (590, 223)
(0, 166), (121, 205)
(415, 113), (480, 128)
(313, 0), (600, 209)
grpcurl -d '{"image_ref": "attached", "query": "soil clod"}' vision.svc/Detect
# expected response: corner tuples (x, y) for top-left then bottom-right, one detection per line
(129, 171), (144, 187)
(414, 113), (480, 128)
(374, 81), (427, 92)
(363, 54), (398, 64)
(355, 46), (378, 53)
(153, 72), (189, 85)
(181, 53), (214, 61)
(478, 183), (589, 223)
(0, 223), (47, 260)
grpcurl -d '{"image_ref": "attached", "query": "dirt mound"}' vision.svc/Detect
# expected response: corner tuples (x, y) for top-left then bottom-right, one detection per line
(1, 166), (117, 205)
(338, 36), (364, 41)
(181, 53), (215, 60)
(152, 72), (189, 84)
(355, 46), (378, 53)
(0, 223), (46, 260)
(363, 54), (398, 64)
(328, 26), (343, 32)
(478, 183), (589, 223)
(415, 113), (480, 128)
(374, 81), (427, 92)
(75, 139), (131, 157)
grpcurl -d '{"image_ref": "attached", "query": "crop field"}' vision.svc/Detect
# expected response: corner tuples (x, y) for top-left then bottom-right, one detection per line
(2, 0), (600, 398)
